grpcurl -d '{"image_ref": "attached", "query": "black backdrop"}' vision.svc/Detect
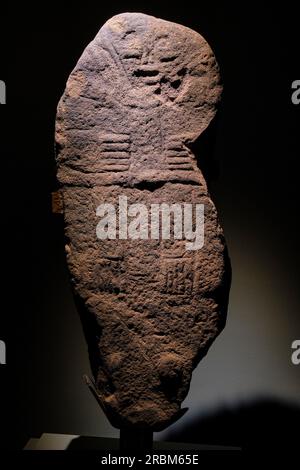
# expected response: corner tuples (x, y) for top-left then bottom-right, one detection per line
(0, 1), (299, 452)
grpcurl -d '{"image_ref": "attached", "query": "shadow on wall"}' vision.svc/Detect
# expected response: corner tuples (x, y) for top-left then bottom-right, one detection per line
(164, 397), (300, 449)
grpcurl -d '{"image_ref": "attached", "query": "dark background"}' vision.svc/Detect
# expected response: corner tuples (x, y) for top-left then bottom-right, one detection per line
(0, 1), (299, 451)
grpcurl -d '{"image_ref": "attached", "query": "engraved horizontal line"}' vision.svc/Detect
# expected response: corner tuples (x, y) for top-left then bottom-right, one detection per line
(98, 162), (129, 167)
(165, 147), (187, 152)
(165, 153), (190, 159)
(98, 167), (129, 172)
(99, 133), (130, 143)
(99, 143), (130, 151)
(63, 163), (129, 174)
(166, 157), (191, 163)
(166, 150), (190, 156)
(60, 178), (202, 188)
(165, 166), (193, 171)
(99, 152), (130, 159)
(99, 161), (131, 166)
(166, 162), (193, 167)
(166, 168), (193, 171)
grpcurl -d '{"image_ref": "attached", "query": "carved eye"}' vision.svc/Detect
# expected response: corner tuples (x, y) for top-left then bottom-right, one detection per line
(122, 52), (143, 60)
(159, 55), (178, 63)
(133, 68), (159, 78)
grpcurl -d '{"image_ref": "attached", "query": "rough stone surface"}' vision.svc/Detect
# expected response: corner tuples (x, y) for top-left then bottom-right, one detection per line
(55, 13), (230, 431)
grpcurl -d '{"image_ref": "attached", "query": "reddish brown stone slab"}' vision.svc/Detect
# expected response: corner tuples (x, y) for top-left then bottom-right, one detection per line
(55, 13), (230, 431)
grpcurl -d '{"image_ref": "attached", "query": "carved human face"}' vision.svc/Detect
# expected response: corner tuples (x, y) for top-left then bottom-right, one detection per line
(104, 17), (189, 101)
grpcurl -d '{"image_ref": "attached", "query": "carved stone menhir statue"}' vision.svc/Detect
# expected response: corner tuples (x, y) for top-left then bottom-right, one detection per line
(55, 13), (231, 432)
